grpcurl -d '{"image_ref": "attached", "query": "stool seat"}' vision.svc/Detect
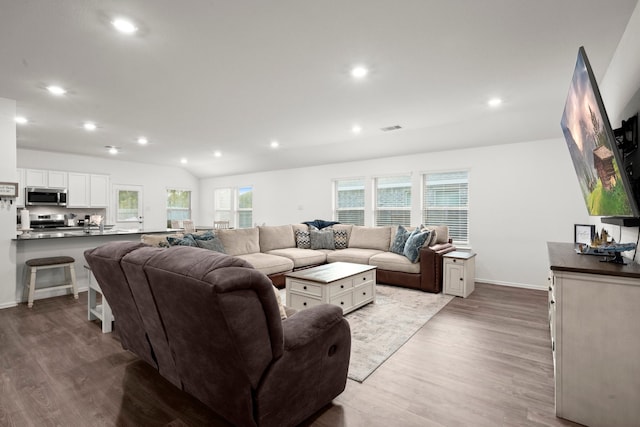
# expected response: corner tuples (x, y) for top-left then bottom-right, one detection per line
(26, 256), (75, 267)
(24, 256), (78, 308)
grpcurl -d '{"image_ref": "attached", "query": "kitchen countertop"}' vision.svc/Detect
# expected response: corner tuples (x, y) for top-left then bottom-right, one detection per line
(14, 228), (182, 241)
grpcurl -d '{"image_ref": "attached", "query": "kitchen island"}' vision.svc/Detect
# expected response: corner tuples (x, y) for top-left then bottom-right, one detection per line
(14, 228), (179, 305)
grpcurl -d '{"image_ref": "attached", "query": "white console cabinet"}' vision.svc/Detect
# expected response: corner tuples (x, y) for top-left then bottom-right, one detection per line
(548, 242), (640, 427)
(443, 251), (476, 297)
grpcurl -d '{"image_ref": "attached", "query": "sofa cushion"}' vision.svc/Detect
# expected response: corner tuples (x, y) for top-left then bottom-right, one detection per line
(267, 248), (327, 268)
(272, 285), (287, 320)
(390, 225), (411, 255)
(327, 248), (384, 264)
(217, 227), (260, 256)
(259, 225), (295, 252)
(348, 226), (391, 251)
(295, 229), (311, 249)
(310, 228), (335, 250)
(404, 228), (433, 263)
(332, 224), (353, 240)
(369, 252), (421, 274)
(424, 225), (449, 244)
(235, 252), (294, 276)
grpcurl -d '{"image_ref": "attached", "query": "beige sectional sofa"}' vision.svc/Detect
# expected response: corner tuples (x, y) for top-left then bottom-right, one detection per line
(188, 223), (456, 293)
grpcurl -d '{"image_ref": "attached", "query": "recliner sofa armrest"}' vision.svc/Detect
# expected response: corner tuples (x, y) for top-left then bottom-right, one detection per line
(282, 304), (346, 350)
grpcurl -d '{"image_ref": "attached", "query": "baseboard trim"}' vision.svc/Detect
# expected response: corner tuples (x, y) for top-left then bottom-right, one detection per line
(475, 278), (546, 291)
(0, 301), (18, 310)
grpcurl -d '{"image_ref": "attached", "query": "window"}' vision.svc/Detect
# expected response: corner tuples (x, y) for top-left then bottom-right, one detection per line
(375, 175), (411, 226)
(422, 171), (469, 244)
(214, 186), (253, 228)
(237, 186), (253, 228)
(167, 189), (191, 227)
(334, 178), (365, 225)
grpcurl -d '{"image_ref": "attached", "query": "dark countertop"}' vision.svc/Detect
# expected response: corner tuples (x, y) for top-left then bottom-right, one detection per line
(547, 242), (640, 279)
(14, 228), (181, 241)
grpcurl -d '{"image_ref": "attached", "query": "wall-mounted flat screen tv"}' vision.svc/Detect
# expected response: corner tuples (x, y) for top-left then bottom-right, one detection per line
(560, 46), (639, 217)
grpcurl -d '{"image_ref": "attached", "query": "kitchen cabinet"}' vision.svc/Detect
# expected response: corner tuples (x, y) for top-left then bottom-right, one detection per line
(67, 173), (109, 208)
(24, 169), (67, 188)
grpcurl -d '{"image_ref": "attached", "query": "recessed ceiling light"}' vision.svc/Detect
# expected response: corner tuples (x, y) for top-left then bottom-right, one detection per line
(214, 151), (222, 157)
(83, 122), (97, 131)
(46, 85), (66, 96)
(15, 116), (28, 124)
(488, 98), (502, 107)
(270, 141), (279, 149)
(180, 158), (188, 164)
(352, 125), (362, 134)
(107, 146), (118, 155)
(137, 137), (148, 145)
(351, 66), (369, 79)
(112, 18), (138, 34)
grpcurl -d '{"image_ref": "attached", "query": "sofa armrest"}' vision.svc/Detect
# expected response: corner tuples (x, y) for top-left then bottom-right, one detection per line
(419, 243), (456, 292)
(281, 304), (346, 350)
(255, 305), (351, 427)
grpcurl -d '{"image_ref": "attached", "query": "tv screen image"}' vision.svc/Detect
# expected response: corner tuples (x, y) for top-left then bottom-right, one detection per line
(560, 47), (636, 217)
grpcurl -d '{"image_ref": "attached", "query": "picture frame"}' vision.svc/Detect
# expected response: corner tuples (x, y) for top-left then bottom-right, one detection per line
(0, 182), (18, 197)
(574, 224), (595, 245)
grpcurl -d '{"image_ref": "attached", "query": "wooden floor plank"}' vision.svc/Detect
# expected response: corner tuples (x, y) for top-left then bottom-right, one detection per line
(0, 283), (580, 426)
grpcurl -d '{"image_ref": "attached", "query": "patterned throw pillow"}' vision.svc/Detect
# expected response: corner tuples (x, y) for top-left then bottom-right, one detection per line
(295, 229), (311, 249)
(333, 229), (349, 249)
(403, 228), (432, 263)
(189, 230), (215, 241)
(167, 234), (198, 247)
(310, 228), (336, 250)
(390, 225), (411, 255)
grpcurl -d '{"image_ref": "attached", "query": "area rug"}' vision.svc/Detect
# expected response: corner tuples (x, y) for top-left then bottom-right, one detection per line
(282, 285), (454, 382)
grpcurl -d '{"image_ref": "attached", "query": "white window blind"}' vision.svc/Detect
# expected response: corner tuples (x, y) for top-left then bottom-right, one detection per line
(334, 179), (365, 225)
(375, 175), (411, 226)
(422, 171), (469, 244)
(237, 185), (253, 228)
(214, 188), (233, 225)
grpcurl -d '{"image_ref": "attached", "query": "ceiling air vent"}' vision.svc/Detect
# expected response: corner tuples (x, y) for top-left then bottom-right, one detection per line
(380, 125), (402, 132)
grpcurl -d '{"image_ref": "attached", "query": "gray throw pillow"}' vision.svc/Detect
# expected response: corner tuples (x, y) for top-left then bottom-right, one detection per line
(167, 235), (198, 247)
(310, 228), (335, 250)
(390, 225), (411, 255)
(195, 238), (226, 253)
(403, 228), (432, 263)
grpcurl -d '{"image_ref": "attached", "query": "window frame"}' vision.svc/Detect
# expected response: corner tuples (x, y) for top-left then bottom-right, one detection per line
(214, 185), (253, 228)
(166, 188), (192, 227)
(374, 174), (412, 227)
(333, 177), (366, 226)
(421, 170), (469, 245)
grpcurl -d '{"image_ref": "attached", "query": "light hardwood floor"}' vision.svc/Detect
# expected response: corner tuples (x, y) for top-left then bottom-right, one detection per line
(0, 283), (579, 426)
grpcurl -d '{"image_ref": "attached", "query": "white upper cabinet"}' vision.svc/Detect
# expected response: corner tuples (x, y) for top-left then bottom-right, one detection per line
(89, 174), (109, 207)
(67, 173), (90, 207)
(67, 173), (110, 208)
(24, 169), (67, 188)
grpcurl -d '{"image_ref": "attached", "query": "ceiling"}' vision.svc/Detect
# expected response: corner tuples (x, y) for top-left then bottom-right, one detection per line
(1, 0), (638, 178)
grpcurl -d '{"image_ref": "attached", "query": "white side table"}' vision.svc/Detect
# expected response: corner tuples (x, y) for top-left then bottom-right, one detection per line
(443, 251), (476, 298)
(85, 266), (114, 333)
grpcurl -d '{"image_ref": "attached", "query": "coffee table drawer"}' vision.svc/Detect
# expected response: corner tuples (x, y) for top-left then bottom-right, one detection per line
(289, 293), (322, 310)
(328, 277), (353, 296)
(353, 271), (374, 286)
(288, 279), (322, 297)
(330, 292), (353, 312)
(354, 282), (374, 305)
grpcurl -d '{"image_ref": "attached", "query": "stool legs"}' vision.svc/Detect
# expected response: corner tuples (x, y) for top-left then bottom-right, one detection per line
(67, 264), (79, 300)
(27, 267), (36, 308)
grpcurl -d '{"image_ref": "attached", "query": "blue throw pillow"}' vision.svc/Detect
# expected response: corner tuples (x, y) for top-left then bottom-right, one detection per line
(403, 228), (432, 263)
(195, 238), (226, 253)
(390, 225), (411, 255)
(189, 230), (215, 241)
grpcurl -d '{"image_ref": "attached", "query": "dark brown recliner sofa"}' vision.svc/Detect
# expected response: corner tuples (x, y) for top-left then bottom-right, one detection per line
(85, 241), (351, 427)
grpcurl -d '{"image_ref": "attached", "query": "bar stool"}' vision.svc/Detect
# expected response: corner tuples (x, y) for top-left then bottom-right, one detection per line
(25, 256), (78, 308)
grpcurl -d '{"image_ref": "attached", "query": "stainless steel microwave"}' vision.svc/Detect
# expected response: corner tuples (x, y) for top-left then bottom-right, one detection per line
(25, 187), (68, 206)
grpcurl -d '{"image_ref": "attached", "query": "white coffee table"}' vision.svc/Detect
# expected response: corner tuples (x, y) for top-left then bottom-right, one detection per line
(285, 262), (376, 314)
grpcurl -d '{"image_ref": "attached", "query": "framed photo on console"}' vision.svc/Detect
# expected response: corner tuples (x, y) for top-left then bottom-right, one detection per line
(574, 224), (595, 245)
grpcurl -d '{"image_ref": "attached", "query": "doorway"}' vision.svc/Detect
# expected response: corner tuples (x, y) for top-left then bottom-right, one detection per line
(113, 184), (144, 230)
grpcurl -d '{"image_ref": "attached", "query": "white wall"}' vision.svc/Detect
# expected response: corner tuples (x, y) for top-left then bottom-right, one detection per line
(18, 148), (200, 229)
(200, 138), (589, 289)
(0, 98), (18, 308)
